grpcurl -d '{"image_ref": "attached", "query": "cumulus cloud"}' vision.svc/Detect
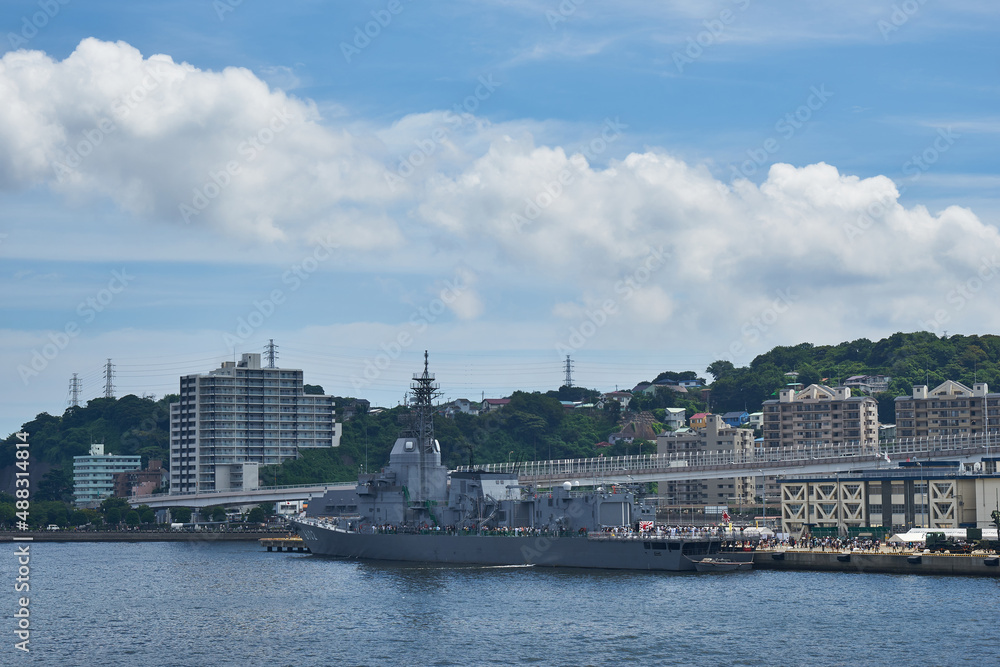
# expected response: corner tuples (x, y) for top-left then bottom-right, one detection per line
(3, 38), (1000, 348)
(0, 38), (394, 247)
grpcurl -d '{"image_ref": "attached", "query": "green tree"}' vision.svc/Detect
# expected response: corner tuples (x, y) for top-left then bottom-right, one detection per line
(171, 507), (192, 523)
(707, 360), (736, 381)
(0, 503), (15, 528)
(140, 509), (156, 525)
(105, 507), (122, 526)
(247, 507), (267, 523)
(208, 506), (227, 522)
(125, 510), (140, 527)
(36, 467), (73, 502)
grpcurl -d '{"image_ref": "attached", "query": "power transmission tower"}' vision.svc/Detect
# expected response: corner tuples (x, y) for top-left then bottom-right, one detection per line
(103, 359), (115, 399)
(264, 339), (278, 368)
(564, 355), (574, 387)
(68, 373), (81, 407)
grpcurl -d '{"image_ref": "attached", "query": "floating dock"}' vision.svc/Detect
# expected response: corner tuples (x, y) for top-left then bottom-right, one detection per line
(754, 549), (1000, 576)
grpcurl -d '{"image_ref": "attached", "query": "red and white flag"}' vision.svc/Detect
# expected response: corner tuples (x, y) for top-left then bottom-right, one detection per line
(722, 511), (731, 523)
(639, 521), (654, 532)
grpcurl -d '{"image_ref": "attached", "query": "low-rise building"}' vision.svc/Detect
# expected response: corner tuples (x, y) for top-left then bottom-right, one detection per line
(689, 413), (709, 430)
(73, 444), (142, 507)
(845, 374), (891, 394)
(656, 414), (755, 509)
(601, 391), (633, 410)
(662, 407), (685, 431)
(779, 464), (1000, 538)
(113, 459), (166, 498)
(721, 411), (749, 428)
(480, 398), (510, 414)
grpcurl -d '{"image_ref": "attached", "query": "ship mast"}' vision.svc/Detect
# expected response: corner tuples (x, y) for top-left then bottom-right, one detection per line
(410, 350), (440, 454)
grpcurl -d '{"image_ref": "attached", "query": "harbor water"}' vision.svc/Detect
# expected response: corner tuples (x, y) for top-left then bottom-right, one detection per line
(4, 540), (999, 666)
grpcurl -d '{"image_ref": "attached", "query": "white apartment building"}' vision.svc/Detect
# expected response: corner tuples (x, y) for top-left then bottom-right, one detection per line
(169, 353), (341, 493)
(73, 444), (142, 507)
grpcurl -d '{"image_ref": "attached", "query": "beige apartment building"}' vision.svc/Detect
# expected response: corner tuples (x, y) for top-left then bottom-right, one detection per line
(762, 384), (879, 449)
(656, 414), (755, 509)
(893, 380), (1000, 439)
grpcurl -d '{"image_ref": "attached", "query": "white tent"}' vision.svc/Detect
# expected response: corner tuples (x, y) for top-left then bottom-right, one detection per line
(888, 528), (998, 544)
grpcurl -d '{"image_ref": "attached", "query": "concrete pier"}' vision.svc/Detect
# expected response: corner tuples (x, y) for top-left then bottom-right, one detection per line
(754, 549), (1000, 576)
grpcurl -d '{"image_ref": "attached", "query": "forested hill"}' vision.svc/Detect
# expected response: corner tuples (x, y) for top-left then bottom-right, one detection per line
(4, 332), (999, 493)
(0, 394), (177, 500)
(706, 332), (1000, 422)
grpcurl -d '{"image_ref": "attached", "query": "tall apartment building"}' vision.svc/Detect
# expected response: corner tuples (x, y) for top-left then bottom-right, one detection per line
(762, 384), (879, 449)
(169, 353), (342, 493)
(73, 444), (142, 507)
(893, 380), (1000, 439)
(656, 414), (755, 509)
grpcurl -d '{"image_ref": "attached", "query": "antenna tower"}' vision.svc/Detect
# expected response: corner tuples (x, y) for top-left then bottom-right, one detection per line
(563, 355), (574, 387)
(68, 373), (81, 407)
(264, 339), (278, 368)
(103, 359), (115, 398)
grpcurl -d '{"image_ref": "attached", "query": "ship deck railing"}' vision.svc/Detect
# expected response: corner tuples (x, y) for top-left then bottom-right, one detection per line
(295, 518), (759, 542)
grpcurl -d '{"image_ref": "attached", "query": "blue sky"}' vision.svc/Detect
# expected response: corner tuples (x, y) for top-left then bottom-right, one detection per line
(2, 0), (999, 437)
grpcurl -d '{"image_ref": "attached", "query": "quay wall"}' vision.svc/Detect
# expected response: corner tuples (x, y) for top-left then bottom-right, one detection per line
(753, 549), (1000, 577)
(0, 531), (279, 543)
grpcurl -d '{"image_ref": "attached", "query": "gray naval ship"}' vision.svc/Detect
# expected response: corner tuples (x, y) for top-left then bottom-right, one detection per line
(291, 353), (751, 571)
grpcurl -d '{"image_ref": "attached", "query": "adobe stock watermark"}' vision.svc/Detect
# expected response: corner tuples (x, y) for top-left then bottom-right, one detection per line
(843, 126), (958, 241)
(52, 62), (169, 182)
(384, 74), (501, 192)
(919, 255), (1000, 334)
(223, 235), (339, 348)
(546, 0), (585, 29)
(877, 0), (931, 40)
(727, 85), (833, 183)
(555, 246), (670, 355)
(717, 288), (798, 365)
(511, 117), (627, 233)
(351, 272), (471, 390)
(179, 108), (294, 224)
(17, 269), (134, 385)
(340, 0), (415, 63)
(672, 0), (751, 73)
(7, 0), (70, 49)
(12, 430), (32, 653)
(213, 0), (244, 21)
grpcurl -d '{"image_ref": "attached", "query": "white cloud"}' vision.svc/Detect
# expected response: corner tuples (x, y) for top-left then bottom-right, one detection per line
(4, 38), (1000, 362)
(0, 38), (394, 248)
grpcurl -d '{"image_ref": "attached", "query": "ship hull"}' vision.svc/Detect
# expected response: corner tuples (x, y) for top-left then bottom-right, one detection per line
(292, 520), (735, 572)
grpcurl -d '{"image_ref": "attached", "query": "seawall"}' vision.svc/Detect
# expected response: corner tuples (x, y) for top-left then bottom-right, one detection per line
(753, 549), (1000, 577)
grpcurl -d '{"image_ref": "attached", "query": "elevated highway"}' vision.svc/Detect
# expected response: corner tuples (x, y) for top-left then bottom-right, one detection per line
(458, 432), (999, 486)
(130, 483), (354, 509)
